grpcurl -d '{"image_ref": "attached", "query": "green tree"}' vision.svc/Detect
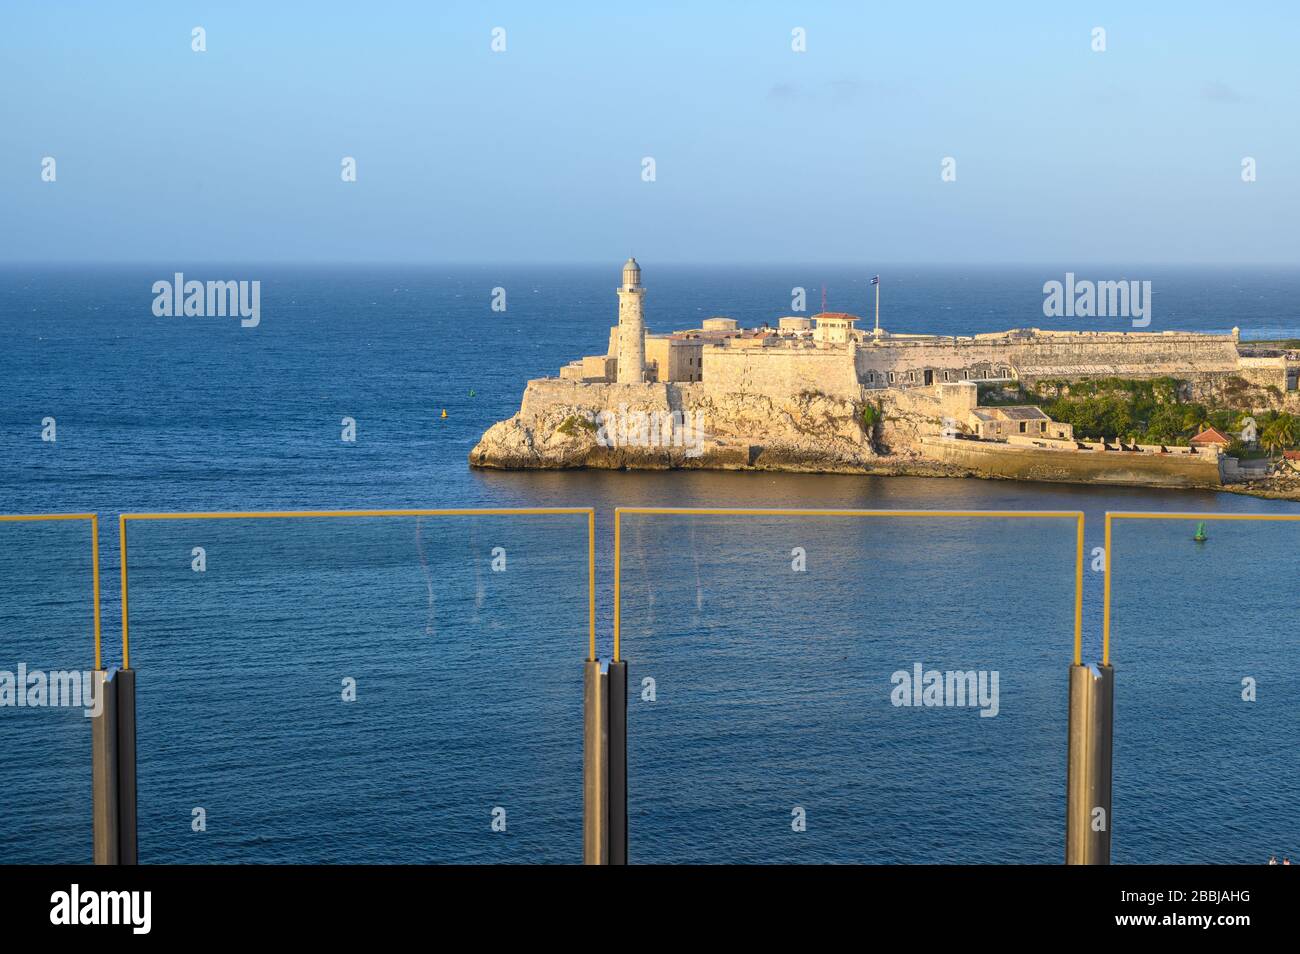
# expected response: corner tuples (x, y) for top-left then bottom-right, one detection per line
(1261, 416), (1296, 457)
(1146, 404), (1189, 444)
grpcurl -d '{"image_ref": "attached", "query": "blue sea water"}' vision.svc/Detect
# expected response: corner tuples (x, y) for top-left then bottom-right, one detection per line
(1, 265), (1297, 864)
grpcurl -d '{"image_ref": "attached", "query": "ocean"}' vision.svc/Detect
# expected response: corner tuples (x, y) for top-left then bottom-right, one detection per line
(1, 264), (1297, 864)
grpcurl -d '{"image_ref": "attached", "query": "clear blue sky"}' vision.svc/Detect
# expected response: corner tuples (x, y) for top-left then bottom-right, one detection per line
(2, 1), (1295, 265)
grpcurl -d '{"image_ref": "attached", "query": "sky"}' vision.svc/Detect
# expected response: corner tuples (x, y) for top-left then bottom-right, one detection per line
(1, 1), (1296, 265)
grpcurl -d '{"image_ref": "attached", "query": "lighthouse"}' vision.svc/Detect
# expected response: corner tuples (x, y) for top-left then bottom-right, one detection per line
(616, 257), (646, 384)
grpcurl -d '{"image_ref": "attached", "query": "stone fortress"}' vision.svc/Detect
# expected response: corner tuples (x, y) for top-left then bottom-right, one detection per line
(472, 259), (1300, 490)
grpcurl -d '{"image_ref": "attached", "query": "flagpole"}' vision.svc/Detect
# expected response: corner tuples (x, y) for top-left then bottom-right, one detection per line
(874, 277), (880, 336)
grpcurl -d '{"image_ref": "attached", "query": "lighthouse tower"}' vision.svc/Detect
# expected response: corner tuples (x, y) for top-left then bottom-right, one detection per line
(616, 257), (646, 384)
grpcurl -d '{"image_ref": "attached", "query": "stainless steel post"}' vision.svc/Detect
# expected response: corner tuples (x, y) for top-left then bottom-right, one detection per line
(116, 668), (138, 864)
(91, 668), (119, 865)
(607, 660), (628, 865)
(1066, 663), (1114, 864)
(582, 660), (608, 864)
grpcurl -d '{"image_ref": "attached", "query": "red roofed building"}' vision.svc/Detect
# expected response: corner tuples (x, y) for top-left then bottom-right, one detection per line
(812, 312), (859, 345)
(1189, 426), (1232, 448)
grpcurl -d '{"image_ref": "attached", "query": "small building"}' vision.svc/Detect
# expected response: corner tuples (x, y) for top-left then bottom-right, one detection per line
(701, 317), (739, 333)
(778, 316), (812, 333)
(1189, 426), (1232, 448)
(560, 354), (617, 383)
(937, 381), (1073, 441)
(812, 312), (858, 345)
(644, 334), (705, 382)
(970, 405), (1072, 440)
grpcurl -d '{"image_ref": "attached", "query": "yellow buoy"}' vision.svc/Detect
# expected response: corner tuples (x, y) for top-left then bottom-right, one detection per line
(440, 409), (448, 419)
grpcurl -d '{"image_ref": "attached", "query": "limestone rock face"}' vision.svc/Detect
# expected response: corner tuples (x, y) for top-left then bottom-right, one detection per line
(876, 388), (948, 457)
(468, 379), (880, 472)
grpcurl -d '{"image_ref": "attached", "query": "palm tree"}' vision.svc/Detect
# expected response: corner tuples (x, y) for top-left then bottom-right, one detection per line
(1260, 417), (1295, 458)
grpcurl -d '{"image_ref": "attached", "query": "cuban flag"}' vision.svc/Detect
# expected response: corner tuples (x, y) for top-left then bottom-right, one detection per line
(871, 275), (880, 285)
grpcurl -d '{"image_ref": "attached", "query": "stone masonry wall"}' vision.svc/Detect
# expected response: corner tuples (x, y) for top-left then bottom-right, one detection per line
(920, 436), (1223, 489)
(701, 346), (863, 400)
(856, 332), (1241, 382)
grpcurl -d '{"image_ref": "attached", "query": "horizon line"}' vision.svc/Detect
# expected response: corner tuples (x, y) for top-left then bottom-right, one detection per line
(3, 260), (1300, 270)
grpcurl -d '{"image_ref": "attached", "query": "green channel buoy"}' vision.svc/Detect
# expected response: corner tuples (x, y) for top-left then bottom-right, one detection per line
(1193, 521), (1208, 542)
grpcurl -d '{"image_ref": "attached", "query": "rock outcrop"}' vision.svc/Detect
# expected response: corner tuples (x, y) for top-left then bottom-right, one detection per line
(469, 379), (882, 472)
(469, 376), (1300, 498)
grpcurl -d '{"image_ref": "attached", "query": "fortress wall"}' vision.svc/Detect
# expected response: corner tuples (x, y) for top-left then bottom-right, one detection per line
(920, 437), (1223, 489)
(856, 333), (1240, 381)
(519, 378), (673, 418)
(1180, 369), (1290, 408)
(1227, 366), (1286, 390)
(702, 346), (862, 400)
(1233, 357), (1290, 392)
(1237, 356), (1287, 369)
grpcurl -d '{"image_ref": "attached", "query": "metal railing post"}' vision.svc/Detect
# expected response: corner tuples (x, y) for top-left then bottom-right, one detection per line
(91, 668), (119, 865)
(1066, 663), (1114, 864)
(607, 660), (628, 865)
(582, 660), (608, 864)
(116, 668), (138, 864)
(91, 667), (138, 865)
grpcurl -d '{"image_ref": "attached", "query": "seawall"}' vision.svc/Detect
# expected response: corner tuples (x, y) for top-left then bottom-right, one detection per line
(918, 437), (1223, 489)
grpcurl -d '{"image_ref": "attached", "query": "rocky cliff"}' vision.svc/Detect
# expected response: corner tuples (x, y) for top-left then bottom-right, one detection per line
(469, 379), (883, 471)
(469, 374), (1300, 499)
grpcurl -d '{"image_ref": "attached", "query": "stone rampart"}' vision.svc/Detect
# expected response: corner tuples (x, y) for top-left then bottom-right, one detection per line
(920, 436), (1222, 488)
(857, 332), (1241, 384)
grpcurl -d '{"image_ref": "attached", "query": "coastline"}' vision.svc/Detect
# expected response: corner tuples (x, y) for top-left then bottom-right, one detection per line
(470, 446), (1300, 501)
(469, 260), (1300, 503)
(467, 373), (1300, 501)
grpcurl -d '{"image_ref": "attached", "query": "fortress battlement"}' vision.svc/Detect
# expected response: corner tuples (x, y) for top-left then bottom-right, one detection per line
(554, 261), (1298, 400)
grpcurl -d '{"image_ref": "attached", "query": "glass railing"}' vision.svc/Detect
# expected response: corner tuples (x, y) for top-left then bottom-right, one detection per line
(613, 508), (1083, 863)
(117, 508), (593, 863)
(1105, 512), (1300, 865)
(0, 514), (101, 864)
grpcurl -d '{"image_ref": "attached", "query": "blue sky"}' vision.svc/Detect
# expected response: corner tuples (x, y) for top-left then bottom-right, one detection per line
(1, 1), (1296, 265)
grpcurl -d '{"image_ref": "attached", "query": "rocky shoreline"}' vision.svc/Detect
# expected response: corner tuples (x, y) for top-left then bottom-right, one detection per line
(469, 377), (1300, 502)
